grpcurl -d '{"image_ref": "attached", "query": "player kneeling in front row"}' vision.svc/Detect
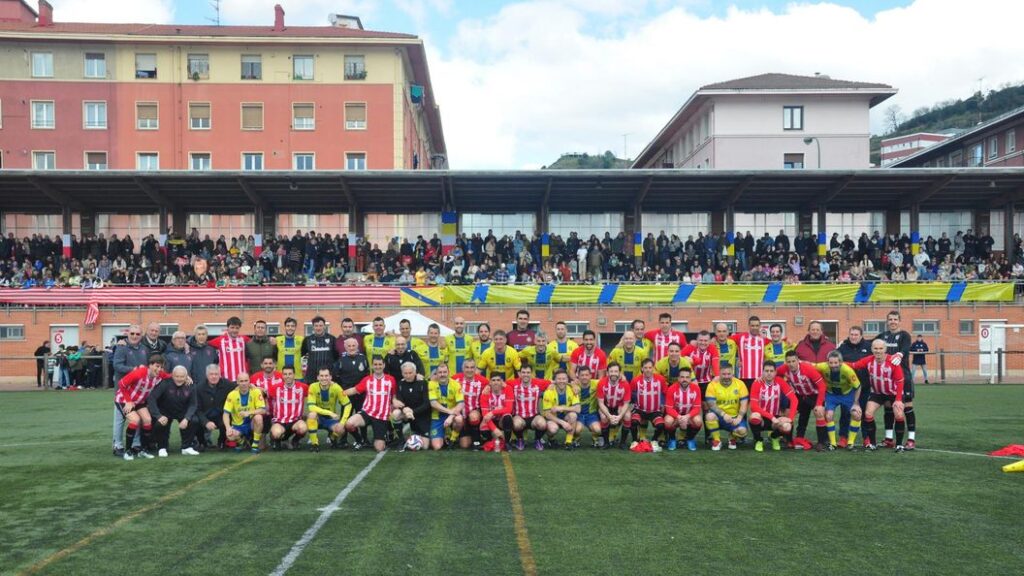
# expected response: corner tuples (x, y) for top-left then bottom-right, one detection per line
(704, 363), (749, 451)
(147, 366), (200, 457)
(393, 362), (432, 451)
(510, 364), (550, 451)
(480, 374), (514, 451)
(664, 366), (702, 451)
(305, 367), (350, 452)
(428, 364), (464, 451)
(629, 358), (668, 452)
(543, 370), (581, 450)
(573, 366), (603, 448)
(596, 362), (632, 449)
(748, 362), (796, 452)
(344, 356), (397, 453)
(118, 356), (170, 461)
(223, 372), (266, 454)
(455, 359), (488, 450)
(266, 367), (309, 450)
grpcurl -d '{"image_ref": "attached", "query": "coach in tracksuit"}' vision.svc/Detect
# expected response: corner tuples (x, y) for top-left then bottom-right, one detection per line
(147, 366), (199, 455)
(393, 362), (431, 446)
(189, 326), (220, 389)
(301, 316), (338, 384)
(111, 325), (148, 456)
(335, 337), (369, 412)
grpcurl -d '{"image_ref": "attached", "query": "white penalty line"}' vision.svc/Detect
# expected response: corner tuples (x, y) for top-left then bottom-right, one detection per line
(0, 439), (96, 449)
(269, 450), (387, 576)
(916, 448), (1018, 460)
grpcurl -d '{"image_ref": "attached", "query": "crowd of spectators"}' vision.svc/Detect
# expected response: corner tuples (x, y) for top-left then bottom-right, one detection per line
(1, 227), (1022, 289)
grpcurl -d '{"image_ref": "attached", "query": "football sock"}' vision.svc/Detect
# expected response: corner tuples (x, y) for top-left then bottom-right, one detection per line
(848, 418), (861, 445)
(652, 423), (665, 442)
(619, 426), (630, 445)
(895, 417), (905, 446)
(253, 431), (261, 444)
(142, 423), (153, 449)
(827, 422), (837, 446)
(310, 431), (320, 446)
(815, 419), (828, 445)
(770, 429), (781, 439)
(126, 422), (138, 449)
(707, 418), (720, 442)
(565, 432), (574, 445)
(685, 425), (700, 441)
(864, 416), (876, 445)
(751, 420), (764, 442)
(884, 408), (894, 439)
(905, 407), (916, 438)
(601, 426), (610, 444)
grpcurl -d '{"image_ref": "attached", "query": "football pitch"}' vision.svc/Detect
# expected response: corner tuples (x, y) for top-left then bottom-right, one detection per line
(1, 386), (1022, 576)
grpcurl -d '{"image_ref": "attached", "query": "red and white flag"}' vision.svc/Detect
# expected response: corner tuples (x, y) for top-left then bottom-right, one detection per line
(84, 301), (100, 327)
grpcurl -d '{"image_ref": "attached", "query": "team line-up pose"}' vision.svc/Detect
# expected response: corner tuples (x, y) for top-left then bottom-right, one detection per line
(112, 309), (917, 458)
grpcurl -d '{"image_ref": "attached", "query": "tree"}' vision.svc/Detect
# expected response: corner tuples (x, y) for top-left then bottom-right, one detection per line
(883, 104), (906, 135)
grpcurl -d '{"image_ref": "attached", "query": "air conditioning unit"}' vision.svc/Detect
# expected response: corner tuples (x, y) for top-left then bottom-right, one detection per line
(328, 13), (363, 29)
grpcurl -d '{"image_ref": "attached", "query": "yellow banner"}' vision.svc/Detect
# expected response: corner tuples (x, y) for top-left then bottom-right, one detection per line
(612, 285), (679, 304)
(962, 283), (1015, 302)
(400, 287), (445, 307)
(688, 285), (767, 303)
(871, 283), (951, 301)
(777, 284), (860, 303)
(549, 285), (603, 304)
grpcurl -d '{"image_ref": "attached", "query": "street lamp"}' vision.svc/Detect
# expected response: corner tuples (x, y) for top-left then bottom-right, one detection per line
(803, 137), (821, 169)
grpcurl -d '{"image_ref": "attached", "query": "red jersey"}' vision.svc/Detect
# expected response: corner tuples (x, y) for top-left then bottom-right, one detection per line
(570, 346), (607, 376)
(630, 374), (667, 413)
(665, 382), (702, 419)
(850, 355), (905, 397)
(731, 332), (768, 380)
(479, 385), (513, 418)
(269, 381), (308, 424)
(643, 329), (686, 361)
(453, 373), (488, 413)
(596, 376), (631, 409)
(116, 366), (170, 404)
(209, 334), (249, 381)
(776, 361), (826, 405)
(749, 377), (797, 420)
(509, 377), (550, 418)
(681, 344), (720, 383)
(252, 370), (284, 395)
(355, 373), (397, 421)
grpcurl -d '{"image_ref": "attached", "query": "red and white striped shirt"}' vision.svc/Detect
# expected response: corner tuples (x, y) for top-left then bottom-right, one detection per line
(665, 382), (702, 419)
(597, 377), (631, 409)
(480, 385), (513, 417)
(682, 344), (720, 383)
(355, 374), (397, 421)
(644, 329), (686, 361)
(509, 378), (550, 418)
(252, 371), (284, 395)
(851, 355), (905, 397)
(454, 373), (488, 413)
(209, 334), (249, 381)
(630, 374), (666, 413)
(570, 346), (607, 376)
(750, 377), (796, 419)
(269, 382), (308, 424)
(117, 366), (169, 404)
(776, 361), (826, 404)
(731, 333), (768, 380)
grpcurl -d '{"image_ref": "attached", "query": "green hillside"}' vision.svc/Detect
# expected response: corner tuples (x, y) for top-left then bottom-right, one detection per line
(544, 151), (631, 169)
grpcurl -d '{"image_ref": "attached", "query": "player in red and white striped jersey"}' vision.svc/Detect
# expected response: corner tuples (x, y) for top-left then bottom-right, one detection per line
(208, 317), (249, 382)
(509, 364), (551, 451)
(117, 356), (170, 460)
(569, 330), (607, 379)
(849, 339), (906, 451)
(596, 363), (632, 449)
(629, 359), (668, 449)
(776, 351), (828, 450)
(268, 366), (309, 449)
(664, 366), (703, 451)
(749, 361), (798, 452)
(252, 357), (284, 395)
(643, 312), (686, 361)
(730, 315), (769, 383)
(479, 374), (514, 451)
(454, 358), (489, 450)
(681, 331), (721, 389)
(344, 356), (397, 453)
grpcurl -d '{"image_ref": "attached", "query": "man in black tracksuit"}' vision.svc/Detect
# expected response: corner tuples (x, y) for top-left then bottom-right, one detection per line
(196, 364), (235, 450)
(393, 362), (431, 447)
(384, 337), (424, 382)
(876, 310), (915, 448)
(837, 325), (872, 442)
(189, 328), (219, 389)
(301, 316), (338, 384)
(147, 366), (199, 454)
(334, 337), (369, 412)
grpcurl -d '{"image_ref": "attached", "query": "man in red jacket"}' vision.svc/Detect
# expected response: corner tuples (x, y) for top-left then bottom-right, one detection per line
(794, 321), (836, 363)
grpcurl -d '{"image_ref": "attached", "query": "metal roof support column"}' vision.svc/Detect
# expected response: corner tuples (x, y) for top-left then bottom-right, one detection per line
(61, 205), (73, 235)
(537, 178), (551, 236)
(1005, 203), (1016, 265)
(172, 207), (186, 237)
(158, 207), (168, 237)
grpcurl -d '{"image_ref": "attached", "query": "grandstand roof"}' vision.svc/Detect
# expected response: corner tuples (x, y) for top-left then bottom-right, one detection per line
(2, 168), (1023, 215)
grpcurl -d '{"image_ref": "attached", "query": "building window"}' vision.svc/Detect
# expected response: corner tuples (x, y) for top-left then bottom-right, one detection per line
(189, 102), (211, 130)
(988, 136), (999, 160)
(346, 152), (366, 170)
(136, 102), (158, 130)
(187, 53), (210, 80)
(31, 52), (53, 77)
(959, 320), (975, 335)
(563, 321), (590, 337)
(861, 320), (884, 335)
(84, 53), (106, 78)
(190, 153), (211, 171)
(735, 212), (797, 239)
(783, 153), (804, 169)
(135, 53), (157, 79)
(345, 102), (367, 129)
(0, 325), (24, 340)
(968, 143), (983, 167)
(364, 213), (440, 243)
(293, 55), (314, 80)
(550, 212), (624, 240)
(292, 103), (315, 130)
(136, 152), (159, 171)
(1008, 130), (1017, 154)
(32, 151), (55, 170)
(293, 153), (315, 170)
(31, 101), (54, 129)
(783, 106), (803, 130)
(643, 213), (711, 239)
(949, 150), (963, 166)
(241, 103), (263, 131)
(460, 213), (536, 237)
(344, 55), (366, 80)
(912, 320), (940, 335)
(83, 101), (107, 129)
(242, 152), (264, 171)
(85, 151), (107, 170)
(241, 54), (262, 80)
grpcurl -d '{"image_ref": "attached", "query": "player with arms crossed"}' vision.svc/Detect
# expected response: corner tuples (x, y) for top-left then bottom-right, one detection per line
(629, 358), (668, 451)
(479, 374), (514, 452)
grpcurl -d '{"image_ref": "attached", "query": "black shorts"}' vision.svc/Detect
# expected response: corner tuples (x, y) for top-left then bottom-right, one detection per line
(632, 410), (664, 425)
(115, 401), (140, 415)
(359, 411), (389, 442)
(795, 394), (818, 414)
(869, 393), (898, 406)
(698, 381), (710, 398)
(409, 416), (431, 437)
(273, 420), (302, 437)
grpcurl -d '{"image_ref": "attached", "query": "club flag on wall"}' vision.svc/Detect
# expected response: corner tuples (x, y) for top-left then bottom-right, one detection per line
(818, 232), (827, 257)
(633, 232), (642, 257)
(441, 212), (457, 255)
(541, 233), (550, 258)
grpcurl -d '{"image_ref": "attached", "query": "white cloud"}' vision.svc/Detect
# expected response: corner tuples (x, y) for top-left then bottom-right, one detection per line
(54, 0), (174, 23)
(428, 0), (1024, 168)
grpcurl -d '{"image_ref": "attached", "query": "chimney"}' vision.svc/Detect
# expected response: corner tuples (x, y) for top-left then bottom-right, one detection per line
(273, 4), (284, 31)
(38, 0), (53, 27)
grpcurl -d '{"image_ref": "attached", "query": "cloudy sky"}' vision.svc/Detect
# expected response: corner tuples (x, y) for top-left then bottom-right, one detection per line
(49, 0), (1024, 169)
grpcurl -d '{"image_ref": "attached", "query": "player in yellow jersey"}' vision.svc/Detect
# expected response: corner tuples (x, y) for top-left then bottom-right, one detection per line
(629, 319), (655, 356)
(607, 331), (648, 382)
(398, 318), (429, 365)
(445, 316), (475, 375)
(815, 351), (862, 450)
(421, 323), (450, 378)
(713, 323), (738, 371)
(573, 366), (602, 448)
(543, 369), (580, 450)
(223, 372), (266, 454)
(520, 331), (557, 380)
(477, 330), (522, 381)
(546, 321), (579, 372)
(704, 363), (749, 451)
(470, 323), (493, 360)
(363, 316), (395, 361)
(654, 342), (694, 385)
(763, 323), (793, 367)
(275, 317), (304, 372)
(305, 367), (352, 452)
(428, 364), (464, 450)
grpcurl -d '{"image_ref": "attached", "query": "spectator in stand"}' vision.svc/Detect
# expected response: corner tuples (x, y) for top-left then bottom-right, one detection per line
(795, 321), (836, 363)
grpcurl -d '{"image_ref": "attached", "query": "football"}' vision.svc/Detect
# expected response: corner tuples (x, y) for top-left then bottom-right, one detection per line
(405, 436), (424, 451)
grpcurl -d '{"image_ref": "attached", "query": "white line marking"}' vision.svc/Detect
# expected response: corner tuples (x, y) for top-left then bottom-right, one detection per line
(0, 439), (95, 449)
(916, 448), (1018, 460)
(269, 450), (386, 576)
